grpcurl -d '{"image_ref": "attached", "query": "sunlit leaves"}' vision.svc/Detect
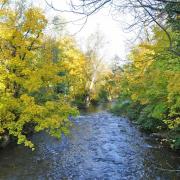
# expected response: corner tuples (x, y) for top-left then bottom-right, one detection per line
(114, 26), (180, 148)
(0, 3), (78, 149)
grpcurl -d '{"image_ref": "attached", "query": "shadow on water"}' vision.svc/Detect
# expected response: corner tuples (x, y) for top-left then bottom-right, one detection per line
(0, 103), (179, 180)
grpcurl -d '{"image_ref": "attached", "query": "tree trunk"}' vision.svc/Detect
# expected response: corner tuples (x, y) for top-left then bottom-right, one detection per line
(85, 74), (96, 107)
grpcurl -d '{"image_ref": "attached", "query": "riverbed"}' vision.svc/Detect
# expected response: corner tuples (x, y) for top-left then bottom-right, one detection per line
(0, 110), (179, 179)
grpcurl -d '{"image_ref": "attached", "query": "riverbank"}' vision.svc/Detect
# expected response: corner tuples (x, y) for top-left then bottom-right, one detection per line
(110, 101), (180, 151)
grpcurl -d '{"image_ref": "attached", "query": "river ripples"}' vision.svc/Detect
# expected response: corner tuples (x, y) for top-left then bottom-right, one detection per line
(0, 111), (179, 180)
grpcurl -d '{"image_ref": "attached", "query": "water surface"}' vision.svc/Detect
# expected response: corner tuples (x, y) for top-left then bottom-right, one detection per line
(0, 110), (179, 179)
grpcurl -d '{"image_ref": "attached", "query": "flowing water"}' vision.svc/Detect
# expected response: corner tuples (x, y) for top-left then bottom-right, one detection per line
(0, 106), (179, 180)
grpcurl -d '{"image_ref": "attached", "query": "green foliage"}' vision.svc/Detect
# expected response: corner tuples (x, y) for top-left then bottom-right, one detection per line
(98, 89), (109, 102)
(112, 26), (180, 149)
(111, 100), (143, 120)
(137, 105), (167, 132)
(73, 94), (87, 108)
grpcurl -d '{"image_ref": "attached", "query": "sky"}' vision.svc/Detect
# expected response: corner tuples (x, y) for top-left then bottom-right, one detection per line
(33, 0), (137, 64)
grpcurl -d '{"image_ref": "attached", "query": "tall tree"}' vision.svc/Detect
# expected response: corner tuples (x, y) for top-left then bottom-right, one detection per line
(83, 30), (107, 106)
(0, 1), (77, 149)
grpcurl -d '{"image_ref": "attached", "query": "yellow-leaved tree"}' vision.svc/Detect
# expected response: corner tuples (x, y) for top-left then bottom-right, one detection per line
(0, 1), (77, 149)
(58, 37), (87, 98)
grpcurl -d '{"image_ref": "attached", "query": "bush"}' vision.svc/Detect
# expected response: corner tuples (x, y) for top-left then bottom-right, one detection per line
(137, 105), (167, 132)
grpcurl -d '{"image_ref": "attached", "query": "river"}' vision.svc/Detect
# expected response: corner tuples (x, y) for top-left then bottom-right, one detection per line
(0, 106), (179, 179)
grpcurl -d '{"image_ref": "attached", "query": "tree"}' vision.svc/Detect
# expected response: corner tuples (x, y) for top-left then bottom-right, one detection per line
(58, 36), (87, 98)
(0, 1), (77, 149)
(83, 30), (108, 106)
(112, 26), (180, 148)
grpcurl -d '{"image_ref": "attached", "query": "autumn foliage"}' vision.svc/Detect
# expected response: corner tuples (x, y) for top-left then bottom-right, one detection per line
(112, 27), (180, 149)
(0, 1), (79, 149)
(0, 0), (179, 150)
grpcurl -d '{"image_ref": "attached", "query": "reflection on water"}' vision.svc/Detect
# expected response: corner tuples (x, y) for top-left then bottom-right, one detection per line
(0, 106), (179, 179)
